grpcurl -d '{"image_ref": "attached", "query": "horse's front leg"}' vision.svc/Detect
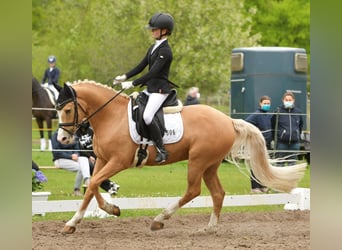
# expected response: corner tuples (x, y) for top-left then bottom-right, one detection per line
(90, 160), (122, 216)
(46, 118), (53, 151)
(36, 118), (46, 151)
(61, 161), (122, 234)
(92, 178), (120, 216)
(61, 188), (95, 234)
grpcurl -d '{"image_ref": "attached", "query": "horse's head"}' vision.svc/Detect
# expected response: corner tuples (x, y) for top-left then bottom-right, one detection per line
(55, 83), (79, 144)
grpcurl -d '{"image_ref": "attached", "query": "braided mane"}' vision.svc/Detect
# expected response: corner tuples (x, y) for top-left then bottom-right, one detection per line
(70, 79), (130, 99)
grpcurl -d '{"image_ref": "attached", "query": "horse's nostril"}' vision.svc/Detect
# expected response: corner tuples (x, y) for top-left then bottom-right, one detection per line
(62, 137), (67, 142)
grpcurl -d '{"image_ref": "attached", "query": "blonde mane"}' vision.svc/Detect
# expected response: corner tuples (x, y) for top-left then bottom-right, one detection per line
(70, 79), (130, 99)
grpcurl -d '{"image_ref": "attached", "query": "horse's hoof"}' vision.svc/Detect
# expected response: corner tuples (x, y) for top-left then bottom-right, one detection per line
(61, 225), (76, 235)
(113, 205), (121, 216)
(150, 221), (164, 231)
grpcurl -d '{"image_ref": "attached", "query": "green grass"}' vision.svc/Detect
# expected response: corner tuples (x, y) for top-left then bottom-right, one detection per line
(32, 161), (310, 221)
(36, 162), (311, 199)
(32, 119), (310, 221)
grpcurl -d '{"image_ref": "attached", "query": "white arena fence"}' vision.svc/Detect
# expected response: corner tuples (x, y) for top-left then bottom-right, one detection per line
(32, 188), (310, 217)
(32, 107), (310, 217)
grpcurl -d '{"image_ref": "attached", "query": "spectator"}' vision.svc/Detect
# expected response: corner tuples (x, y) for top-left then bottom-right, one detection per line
(246, 95), (272, 193)
(114, 12), (176, 163)
(184, 87), (200, 106)
(41, 55), (61, 99)
(77, 121), (120, 195)
(271, 92), (303, 166)
(51, 129), (91, 196)
(32, 160), (40, 171)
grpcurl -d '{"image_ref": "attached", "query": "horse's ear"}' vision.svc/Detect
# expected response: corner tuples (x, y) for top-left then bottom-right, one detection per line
(56, 82), (75, 109)
(64, 82), (77, 99)
(61, 82), (70, 94)
(63, 82), (71, 89)
(52, 81), (62, 92)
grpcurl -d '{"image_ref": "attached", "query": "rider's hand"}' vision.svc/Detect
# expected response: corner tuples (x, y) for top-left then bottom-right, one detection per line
(113, 74), (127, 85)
(121, 81), (134, 89)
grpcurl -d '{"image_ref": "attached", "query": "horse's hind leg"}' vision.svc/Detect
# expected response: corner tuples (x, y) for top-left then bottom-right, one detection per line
(151, 164), (204, 231)
(202, 162), (225, 229)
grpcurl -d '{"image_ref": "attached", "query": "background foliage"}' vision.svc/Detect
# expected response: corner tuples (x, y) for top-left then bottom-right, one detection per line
(32, 0), (309, 104)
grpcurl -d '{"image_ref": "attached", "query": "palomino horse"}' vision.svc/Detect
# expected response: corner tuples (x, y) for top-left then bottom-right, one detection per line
(56, 80), (306, 234)
(32, 76), (57, 150)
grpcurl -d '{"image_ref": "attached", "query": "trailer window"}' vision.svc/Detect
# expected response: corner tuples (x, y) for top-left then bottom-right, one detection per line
(231, 53), (244, 72)
(294, 53), (307, 72)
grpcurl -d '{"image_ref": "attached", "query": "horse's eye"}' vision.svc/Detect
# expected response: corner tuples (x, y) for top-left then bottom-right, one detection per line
(65, 109), (71, 115)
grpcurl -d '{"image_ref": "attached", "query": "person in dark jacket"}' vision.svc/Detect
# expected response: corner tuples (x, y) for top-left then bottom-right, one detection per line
(271, 92), (303, 166)
(184, 87), (200, 106)
(246, 95), (272, 193)
(76, 121), (120, 195)
(51, 130), (91, 196)
(41, 55), (60, 86)
(114, 12), (175, 163)
(41, 55), (61, 99)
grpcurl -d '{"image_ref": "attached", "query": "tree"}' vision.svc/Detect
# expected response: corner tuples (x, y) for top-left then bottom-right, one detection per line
(32, 0), (260, 99)
(244, 0), (310, 53)
(244, 0), (310, 89)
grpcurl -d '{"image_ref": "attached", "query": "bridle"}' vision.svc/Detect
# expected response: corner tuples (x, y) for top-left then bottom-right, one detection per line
(56, 84), (125, 135)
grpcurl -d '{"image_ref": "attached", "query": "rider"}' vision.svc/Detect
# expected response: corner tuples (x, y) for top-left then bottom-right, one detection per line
(114, 12), (175, 163)
(41, 55), (61, 99)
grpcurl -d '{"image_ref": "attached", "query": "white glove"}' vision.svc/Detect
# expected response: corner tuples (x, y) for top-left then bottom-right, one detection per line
(121, 81), (134, 89)
(113, 74), (127, 85)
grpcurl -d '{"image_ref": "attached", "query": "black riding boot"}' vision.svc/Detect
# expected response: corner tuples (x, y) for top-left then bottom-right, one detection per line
(147, 121), (168, 163)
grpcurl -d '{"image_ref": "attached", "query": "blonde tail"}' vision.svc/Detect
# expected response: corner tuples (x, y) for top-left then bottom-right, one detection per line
(230, 119), (306, 193)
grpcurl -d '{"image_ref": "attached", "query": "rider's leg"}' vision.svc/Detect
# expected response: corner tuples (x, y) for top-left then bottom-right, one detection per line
(143, 93), (169, 163)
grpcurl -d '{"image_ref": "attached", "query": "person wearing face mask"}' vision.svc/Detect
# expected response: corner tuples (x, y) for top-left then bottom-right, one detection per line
(245, 95), (272, 193)
(271, 92), (303, 166)
(113, 12), (175, 163)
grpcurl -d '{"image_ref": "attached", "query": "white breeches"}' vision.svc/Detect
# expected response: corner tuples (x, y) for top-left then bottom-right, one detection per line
(54, 156), (90, 189)
(143, 90), (168, 125)
(43, 83), (59, 100)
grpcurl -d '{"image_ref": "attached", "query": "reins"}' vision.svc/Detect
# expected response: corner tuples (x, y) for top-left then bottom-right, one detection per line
(80, 87), (125, 126)
(58, 84), (125, 134)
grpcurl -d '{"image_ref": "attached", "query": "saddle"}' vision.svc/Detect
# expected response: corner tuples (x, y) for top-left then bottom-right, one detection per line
(131, 89), (180, 139)
(42, 83), (58, 105)
(129, 90), (183, 167)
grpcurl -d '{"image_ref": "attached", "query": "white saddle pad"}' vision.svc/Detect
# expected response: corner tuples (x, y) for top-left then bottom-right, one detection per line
(42, 83), (57, 105)
(127, 99), (183, 145)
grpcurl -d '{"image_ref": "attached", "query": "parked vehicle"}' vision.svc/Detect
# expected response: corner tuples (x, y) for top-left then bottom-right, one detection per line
(229, 47), (310, 163)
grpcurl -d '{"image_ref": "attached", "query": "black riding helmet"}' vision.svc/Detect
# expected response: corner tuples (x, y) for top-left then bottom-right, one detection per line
(48, 55), (56, 63)
(146, 12), (174, 36)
